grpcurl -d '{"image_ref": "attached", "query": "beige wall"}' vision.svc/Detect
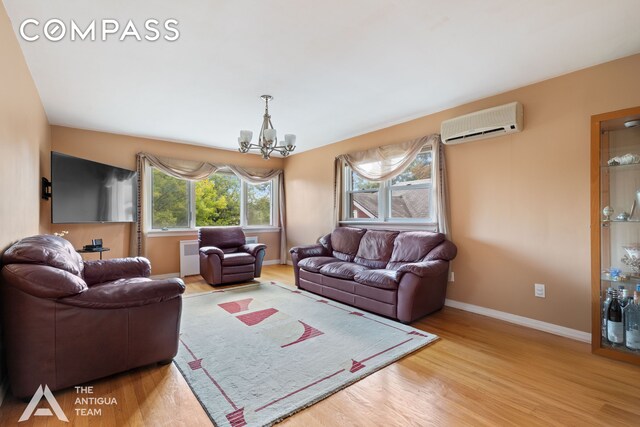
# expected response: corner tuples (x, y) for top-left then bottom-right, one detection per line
(51, 126), (283, 275)
(0, 4), (50, 247)
(0, 1), (50, 390)
(284, 54), (640, 332)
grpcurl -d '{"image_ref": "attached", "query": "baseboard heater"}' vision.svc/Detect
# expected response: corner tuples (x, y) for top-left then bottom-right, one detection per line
(179, 240), (199, 277)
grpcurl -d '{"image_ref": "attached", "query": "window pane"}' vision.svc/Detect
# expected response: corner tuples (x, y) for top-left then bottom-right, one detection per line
(152, 168), (189, 229)
(351, 171), (379, 191)
(390, 187), (431, 219)
(350, 192), (378, 219)
(195, 173), (241, 226)
(391, 151), (432, 186)
(246, 182), (272, 226)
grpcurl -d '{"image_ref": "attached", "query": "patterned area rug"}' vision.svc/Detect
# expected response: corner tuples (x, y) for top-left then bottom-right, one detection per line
(174, 282), (438, 427)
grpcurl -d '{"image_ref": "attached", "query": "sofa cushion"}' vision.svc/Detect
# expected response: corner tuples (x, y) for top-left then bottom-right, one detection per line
(330, 227), (366, 262)
(298, 256), (340, 273)
(353, 269), (401, 290)
(199, 226), (245, 249)
(222, 252), (255, 266)
(2, 235), (84, 277)
(60, 277), (184, 309)
(319, 262), (370, 280)
(354, 230), (399, 268)
(387, 231), (445, 269)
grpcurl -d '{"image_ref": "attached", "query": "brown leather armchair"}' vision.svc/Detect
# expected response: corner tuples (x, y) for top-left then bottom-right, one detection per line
(0, 235), (185, 399)
(199, 227), (266, 286)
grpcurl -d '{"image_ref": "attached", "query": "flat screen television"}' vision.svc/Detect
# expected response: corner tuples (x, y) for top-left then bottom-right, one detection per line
(51, 152), (138, 223)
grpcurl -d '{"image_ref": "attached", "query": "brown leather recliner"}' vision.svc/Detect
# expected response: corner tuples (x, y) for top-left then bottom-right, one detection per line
(0, 235), (185, 399)
(199, 227), (267, 286)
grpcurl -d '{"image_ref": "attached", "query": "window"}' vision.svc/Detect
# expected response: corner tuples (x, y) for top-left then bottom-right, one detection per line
(246, 182), (272, 226)
(150, 168), (277, 230)
(195, 173), (241, 226)
(344, 149), (434, 223)
(152, 168), (190, 229)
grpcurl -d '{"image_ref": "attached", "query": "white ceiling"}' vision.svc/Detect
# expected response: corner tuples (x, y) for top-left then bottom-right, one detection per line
(5, 0), (640, 154)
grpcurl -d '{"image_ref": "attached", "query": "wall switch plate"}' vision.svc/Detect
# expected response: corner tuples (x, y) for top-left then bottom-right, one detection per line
(449, 272), (455, 282)
(534, 283), (545, 298)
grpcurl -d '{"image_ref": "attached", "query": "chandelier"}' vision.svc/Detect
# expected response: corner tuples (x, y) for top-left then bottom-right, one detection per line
(238, 95), (296, 160)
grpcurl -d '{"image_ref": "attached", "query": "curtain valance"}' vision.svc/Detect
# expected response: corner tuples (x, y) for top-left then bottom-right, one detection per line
(140, 153), (282, 183)
(337, 134), (437, 182)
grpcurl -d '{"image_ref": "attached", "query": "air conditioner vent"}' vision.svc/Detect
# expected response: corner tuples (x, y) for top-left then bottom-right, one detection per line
(441, 102), (523, 145)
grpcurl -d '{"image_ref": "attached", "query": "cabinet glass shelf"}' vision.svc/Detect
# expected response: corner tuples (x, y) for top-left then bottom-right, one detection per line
(601, 162), (640, 171)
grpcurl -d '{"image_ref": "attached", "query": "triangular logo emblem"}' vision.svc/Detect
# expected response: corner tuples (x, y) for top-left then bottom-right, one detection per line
(18, 385), (68, 422)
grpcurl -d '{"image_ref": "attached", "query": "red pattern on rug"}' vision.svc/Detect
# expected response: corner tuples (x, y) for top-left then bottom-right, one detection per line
(255, 369), (345, 412)
(226, 408), (247, 427)
(180, 338), (246, 425)
(218, 298), (254, 314)
(349, 338), (414, 373)
(236, 308), (278, 326)
(281, 321), (324, 348)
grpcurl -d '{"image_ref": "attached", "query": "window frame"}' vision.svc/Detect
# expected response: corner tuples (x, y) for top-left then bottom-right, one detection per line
(341, 147), (436, 227)
(146, 167), (279, 234)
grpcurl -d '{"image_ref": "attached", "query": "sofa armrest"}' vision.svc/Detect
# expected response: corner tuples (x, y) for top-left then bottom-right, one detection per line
(241, 243), (267, 257)
(200, 246), (224, 258)
(424, 241), (458, 261)
(59, 277), (186, 309)
(290, 244), (328, 261)
(83, 257), (151, 286)
(1, 264), (87, 299)
(397, 260), (449, 278)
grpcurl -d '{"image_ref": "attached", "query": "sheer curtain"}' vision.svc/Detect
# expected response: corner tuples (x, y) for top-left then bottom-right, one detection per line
(130, 153), (287, 263)
(333, 134), (450, 237)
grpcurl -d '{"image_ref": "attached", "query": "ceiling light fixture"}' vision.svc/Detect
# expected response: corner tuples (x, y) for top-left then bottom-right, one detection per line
(238, 95), (296, 160)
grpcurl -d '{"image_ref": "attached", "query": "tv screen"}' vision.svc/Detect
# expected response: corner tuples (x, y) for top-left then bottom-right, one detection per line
(51, 152), (138, 223)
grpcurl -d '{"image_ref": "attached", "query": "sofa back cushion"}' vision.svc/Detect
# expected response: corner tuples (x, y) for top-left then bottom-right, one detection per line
(199, 227), (245, 251)
(330, 227), (366, 262)
(386, 231), (445, 270)
(2, 235), (84, 277)
(354, 230), (399, 268)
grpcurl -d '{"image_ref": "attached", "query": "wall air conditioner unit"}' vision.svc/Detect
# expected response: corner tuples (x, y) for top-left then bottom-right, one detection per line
(441, 101), (523, 145)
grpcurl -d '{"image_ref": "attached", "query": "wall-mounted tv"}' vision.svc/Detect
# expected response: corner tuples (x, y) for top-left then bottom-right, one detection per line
(51, 152), (138, 223)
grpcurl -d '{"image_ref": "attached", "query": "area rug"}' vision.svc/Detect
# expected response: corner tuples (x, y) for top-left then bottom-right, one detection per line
(174, 281), (438, 427)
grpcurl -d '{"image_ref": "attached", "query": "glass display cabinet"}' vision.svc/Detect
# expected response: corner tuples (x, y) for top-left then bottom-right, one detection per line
(591, 106), (640, 364)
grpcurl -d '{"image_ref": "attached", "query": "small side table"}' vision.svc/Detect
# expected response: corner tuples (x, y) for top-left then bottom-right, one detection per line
(76, 247), (111, 260)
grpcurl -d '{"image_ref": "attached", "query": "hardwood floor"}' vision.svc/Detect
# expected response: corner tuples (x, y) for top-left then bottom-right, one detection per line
(1, 265), (639, 426)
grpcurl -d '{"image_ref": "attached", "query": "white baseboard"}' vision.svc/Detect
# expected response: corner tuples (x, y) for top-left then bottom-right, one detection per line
(263, 259), (283, 266)
(444, 299), (591, 343)
(286, 260), (293, 266)
(151, 272), (180, 279)
(0, 378), (8, 408)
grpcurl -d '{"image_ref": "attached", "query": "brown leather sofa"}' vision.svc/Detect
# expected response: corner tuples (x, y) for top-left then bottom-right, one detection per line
(290, 227), (457, 323)
(0, 235), (185, 399)
(199, 227), (267, 285)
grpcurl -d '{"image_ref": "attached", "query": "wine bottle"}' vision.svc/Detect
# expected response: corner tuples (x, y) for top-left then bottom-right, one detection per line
(607, 289), (624, 345)
(624, 291), (640, 351)
(602, 287), (614, 342)
(621, 288), (631, 308)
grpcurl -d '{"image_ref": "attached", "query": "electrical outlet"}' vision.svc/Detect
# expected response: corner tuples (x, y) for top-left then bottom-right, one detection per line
(449, 271), (455, 282)
(534, 283), (546, 298)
